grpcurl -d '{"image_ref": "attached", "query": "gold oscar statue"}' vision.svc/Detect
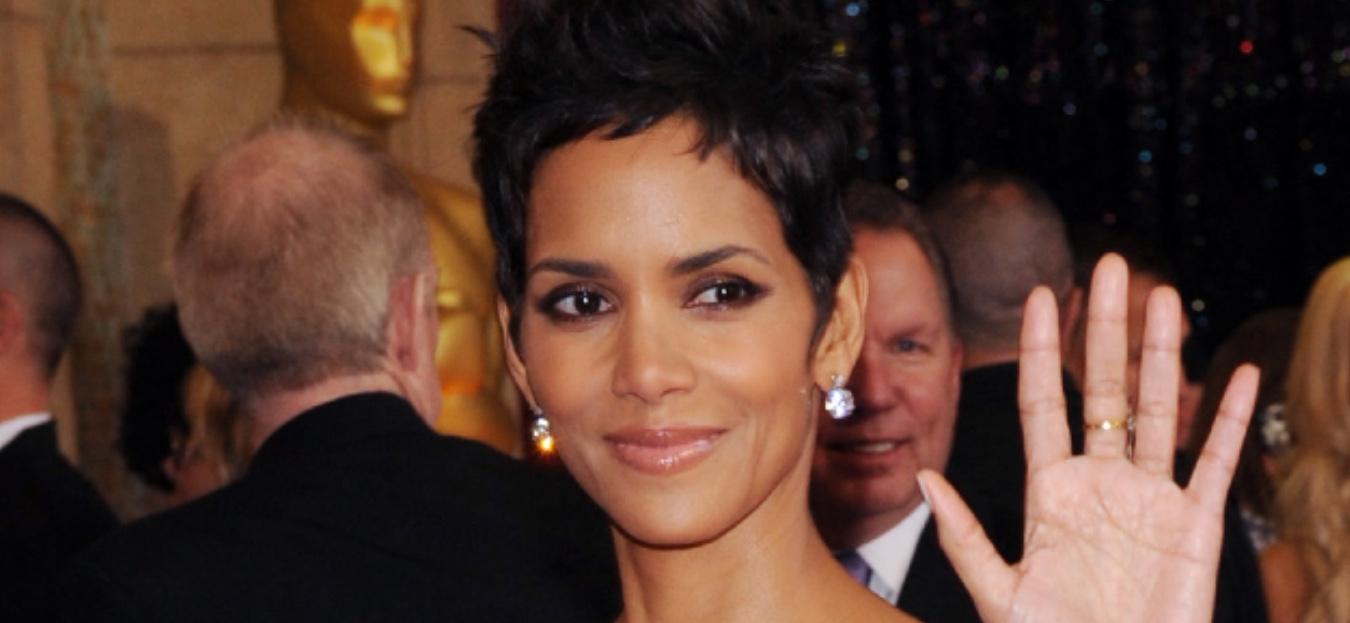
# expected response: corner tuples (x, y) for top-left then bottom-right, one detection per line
(276, 0), (518, 454)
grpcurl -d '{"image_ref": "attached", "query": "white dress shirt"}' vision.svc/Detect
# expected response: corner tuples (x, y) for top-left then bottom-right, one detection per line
(0, 412), (51, 453)
(855, 503), (932, 604)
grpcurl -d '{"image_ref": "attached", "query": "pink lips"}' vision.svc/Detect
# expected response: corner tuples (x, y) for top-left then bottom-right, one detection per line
(604, 427), (725, 475)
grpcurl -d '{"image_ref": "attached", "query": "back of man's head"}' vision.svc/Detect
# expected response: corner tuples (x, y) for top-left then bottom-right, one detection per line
(172, 117), (429, 402)
(1069, 224), (1176, 290)
(925, 172), (1072, 356)
(0, 194), (82, 380)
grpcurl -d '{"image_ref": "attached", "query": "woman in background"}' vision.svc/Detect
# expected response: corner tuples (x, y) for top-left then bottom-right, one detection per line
(1265, 258), (1350, 623)
(120, 304), (247, 509)
(1187, 308), (1300, 553)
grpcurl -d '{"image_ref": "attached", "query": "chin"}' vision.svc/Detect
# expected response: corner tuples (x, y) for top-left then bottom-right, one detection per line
(564, 449), (757, 549)
(605, 490), (744, 549)
(345, 94), (408, 123)
(365, 97), (408, 119)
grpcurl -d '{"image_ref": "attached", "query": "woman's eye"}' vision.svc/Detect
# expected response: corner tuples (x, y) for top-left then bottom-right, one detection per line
(688, 279), (762, 308)
(548, 290), (613, 318)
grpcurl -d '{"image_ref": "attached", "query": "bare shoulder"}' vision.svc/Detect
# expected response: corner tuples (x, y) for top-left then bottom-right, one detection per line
(1260, 539), (1310, 623)
(839, 589), (921, 623)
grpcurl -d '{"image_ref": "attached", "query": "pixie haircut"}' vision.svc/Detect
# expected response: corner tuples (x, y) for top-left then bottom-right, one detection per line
(474, 0), (861, 338)
(0, 193), (82, 378)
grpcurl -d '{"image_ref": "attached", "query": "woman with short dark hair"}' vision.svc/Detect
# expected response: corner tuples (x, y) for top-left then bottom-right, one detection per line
(474, 2), (1258, 620)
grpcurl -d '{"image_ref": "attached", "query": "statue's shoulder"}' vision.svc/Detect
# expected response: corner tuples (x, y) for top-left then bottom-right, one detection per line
(404, 171), (493, 261)
(405, 171), (481, 217)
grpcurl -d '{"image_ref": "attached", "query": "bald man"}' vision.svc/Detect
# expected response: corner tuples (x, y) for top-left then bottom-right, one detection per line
(57, 120), (618, 622)
(0, 194), (118, 621)
(924, 172), (1086, 514)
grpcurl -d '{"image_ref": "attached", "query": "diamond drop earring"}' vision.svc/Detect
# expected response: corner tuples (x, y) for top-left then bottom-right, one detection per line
(823, 374), (855, 420)
(530, 407), (555, 453)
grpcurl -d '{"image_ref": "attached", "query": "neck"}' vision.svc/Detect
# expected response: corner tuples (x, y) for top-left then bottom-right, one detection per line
(813, 498), (920, 551)
(0, 366), (50, 421)
(612, 446), (893, 623)
(244, 372), (404, 449)
(280, 77), (392, 148)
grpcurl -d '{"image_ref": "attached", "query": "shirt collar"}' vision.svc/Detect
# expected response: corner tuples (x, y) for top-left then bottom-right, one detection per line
(247, 392), (428, 475)
(0, 412), (52, 452)
(855, 503), (931, 604)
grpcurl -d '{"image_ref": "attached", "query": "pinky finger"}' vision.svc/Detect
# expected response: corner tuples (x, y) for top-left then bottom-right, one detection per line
(1186, 364), (1260, 512)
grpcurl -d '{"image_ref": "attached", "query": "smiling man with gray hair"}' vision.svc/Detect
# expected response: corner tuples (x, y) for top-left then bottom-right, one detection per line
(58, 118), (618, 622)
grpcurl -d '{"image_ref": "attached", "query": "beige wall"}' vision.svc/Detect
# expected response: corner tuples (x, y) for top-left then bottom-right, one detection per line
(0, 0), (81, 457)
(105, 0), (495, 318)
(391, 0), (494, 193)
(0, 0), (496, 517)
(0, 0), (56, 209)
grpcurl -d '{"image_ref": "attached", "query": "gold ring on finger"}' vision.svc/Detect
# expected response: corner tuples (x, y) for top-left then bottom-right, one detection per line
(1085, 414), (1134, 432)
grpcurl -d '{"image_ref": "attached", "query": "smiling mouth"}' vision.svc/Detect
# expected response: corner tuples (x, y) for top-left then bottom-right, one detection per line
(826, 440), (904, 455)
(604, 427), (726, 475)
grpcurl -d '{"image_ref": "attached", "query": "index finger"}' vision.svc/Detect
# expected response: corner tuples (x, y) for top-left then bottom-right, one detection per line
(1019, 286), (1071, 475)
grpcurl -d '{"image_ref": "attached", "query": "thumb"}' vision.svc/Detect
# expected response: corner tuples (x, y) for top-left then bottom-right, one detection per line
(920, 470), (1016, 622)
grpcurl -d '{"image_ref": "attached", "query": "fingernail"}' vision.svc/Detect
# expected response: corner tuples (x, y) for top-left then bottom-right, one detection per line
(916, 472), (933, 508)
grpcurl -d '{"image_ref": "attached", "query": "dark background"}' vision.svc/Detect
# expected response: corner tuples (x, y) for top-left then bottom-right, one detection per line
(808, 0), (1350, 352)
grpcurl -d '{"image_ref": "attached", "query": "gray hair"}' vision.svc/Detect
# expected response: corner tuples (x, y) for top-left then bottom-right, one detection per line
(924, 172), (1072, 353)
(172, 116), (429, 400)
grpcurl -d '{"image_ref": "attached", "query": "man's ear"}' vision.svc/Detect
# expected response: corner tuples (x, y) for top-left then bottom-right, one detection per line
(496, 296), (539, 410)
(1060, 285), (1085, 348)
(810, 256), (868, 390)
(386, 273), (422, 372)
(949, 338), (964, 395)
(1058, 284), (1088, 389)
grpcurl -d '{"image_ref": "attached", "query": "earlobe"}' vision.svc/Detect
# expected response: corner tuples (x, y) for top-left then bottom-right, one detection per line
(811, 256), (868, 389)
(497, 297), (539, 409)
(1060, 286), (1085, 347)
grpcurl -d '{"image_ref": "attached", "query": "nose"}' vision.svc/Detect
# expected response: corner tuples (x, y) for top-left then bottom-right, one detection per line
(610, 305), (696, 405)
(848, 347), (896, 418)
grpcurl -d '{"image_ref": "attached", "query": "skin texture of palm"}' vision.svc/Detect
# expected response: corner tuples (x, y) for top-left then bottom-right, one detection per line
(921, 254), (1258, 623)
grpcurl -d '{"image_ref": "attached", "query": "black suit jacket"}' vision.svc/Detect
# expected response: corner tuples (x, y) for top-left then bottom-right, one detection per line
(0, 421), (118, 621)
(939, 363), (1268, 623)
(58, 393), (620, 622)
(944, 363), (1085, 515)
(897, 497), (1021, 623)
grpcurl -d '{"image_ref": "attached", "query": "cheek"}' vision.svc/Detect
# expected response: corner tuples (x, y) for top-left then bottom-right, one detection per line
(899, 369), (959, 466)
(517, 321), (608, 427)
(697, 319), (814, 412)
(517, 326), (612, 491)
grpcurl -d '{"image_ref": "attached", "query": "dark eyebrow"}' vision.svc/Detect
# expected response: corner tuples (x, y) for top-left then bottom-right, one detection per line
(669, 245), (771, 275)
(526, 258), (613, 280)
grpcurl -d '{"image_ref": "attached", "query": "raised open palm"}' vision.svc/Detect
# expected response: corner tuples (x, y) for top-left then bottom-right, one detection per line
(920, 254), (1259, 623)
